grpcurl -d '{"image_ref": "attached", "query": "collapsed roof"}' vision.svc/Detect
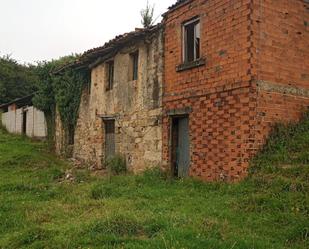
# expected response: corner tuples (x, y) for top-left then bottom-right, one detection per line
(163, 0), (190, 16)
(55, 24), (162, 74)
(0, 93), (34, 110)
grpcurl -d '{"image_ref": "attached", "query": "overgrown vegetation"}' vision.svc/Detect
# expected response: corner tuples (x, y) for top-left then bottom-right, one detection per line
(0, 55), (38, 105)
(106, 154), (127, 175)
(0, 54), (88, 153)
(0, 113), (308, 248)
(250, 110), (309, 173)
(141, 1), (155, 28)
(32, 55), (88, 153)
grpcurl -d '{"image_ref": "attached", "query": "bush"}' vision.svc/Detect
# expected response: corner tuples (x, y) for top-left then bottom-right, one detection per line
(250, 110), (309, 174)
(106, 154), (127, 175)
(135, 167), (168, 186)
(91, 184), (121, 199)
(86, 214), (143, 237)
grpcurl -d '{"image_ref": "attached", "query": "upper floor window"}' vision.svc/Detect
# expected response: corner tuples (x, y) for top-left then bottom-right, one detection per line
(183, 18), (200, 63)
(106, 61), (114, 91)
(130, 51), (139, 81)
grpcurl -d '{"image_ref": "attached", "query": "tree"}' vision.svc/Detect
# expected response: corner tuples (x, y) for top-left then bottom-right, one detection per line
(33, 55), (87, 154)
(0, 55), (38, 105)
(141, 1), (155, 28)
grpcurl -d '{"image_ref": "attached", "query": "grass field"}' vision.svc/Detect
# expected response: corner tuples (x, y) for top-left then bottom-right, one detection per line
(0, 114), (308, 249)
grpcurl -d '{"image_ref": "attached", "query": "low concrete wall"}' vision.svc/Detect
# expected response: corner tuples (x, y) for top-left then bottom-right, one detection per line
(1, 106), (47, 138)
(2, 110), (18, 133)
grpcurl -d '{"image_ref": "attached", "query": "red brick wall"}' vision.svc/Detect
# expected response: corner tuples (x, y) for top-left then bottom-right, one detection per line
(164, 0), (252, 94)
(254, 89), (309, 147)
(252, 0), (309, 88)
(163, 0), (309, 182)
(163, 86), (257, 181)
(252, 0), (309, 147)
(163, 0), (255, 181)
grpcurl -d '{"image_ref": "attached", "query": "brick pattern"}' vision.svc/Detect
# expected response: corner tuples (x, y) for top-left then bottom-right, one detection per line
(254, 89), (309, 148)
(163, 0), (309, 181)
(163, 86), (257, 181)
(164, 0), (252, 93)
(252, 0), (309, 88)
(163, 0), (254, 181)
(252, 0), (309, 148)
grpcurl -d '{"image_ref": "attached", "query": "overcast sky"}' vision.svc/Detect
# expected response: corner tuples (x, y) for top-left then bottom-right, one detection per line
(0, 0), (175, 64)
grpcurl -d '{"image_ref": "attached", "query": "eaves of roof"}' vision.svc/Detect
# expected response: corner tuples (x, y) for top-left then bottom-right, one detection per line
(54, 24), (162, 74)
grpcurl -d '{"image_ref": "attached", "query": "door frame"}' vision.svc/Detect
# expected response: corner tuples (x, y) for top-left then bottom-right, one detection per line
(102, 117), (116, 162)
(22, 110), (27, 135)
(169, 113), (191, 178)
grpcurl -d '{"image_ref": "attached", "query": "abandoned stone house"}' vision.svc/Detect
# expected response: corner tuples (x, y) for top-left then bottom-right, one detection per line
(0, 94), (47, 139)
(55, 0), (308, 181)
(55, 25), (163, 172)
(162, 0), (309, 181)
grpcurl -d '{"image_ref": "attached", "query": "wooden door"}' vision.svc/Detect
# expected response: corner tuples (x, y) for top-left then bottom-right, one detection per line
(105, 120), (115, 160)
(172, 116), (190, 178)
(177, 117), (190, 177)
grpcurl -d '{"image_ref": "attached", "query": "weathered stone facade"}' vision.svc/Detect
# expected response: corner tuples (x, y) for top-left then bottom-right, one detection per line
(72, 26), (164, 172)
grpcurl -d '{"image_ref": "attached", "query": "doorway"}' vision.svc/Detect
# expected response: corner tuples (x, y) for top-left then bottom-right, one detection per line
(22, 111), (27, 135)
(171, 116), (190, 178)
(104, 119), (115, 161)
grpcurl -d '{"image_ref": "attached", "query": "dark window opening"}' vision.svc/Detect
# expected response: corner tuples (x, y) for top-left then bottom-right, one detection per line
(183, 19), (200, 63)
(131, 51), (139, 81)
(106, 61), (114, 90)
(22, 111), (27, 135)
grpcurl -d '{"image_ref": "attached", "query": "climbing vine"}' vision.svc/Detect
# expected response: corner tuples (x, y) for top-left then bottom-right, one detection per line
(53, 67), (87, 154)
(33, 55), (88, 154)
(33, 60), (57, 149)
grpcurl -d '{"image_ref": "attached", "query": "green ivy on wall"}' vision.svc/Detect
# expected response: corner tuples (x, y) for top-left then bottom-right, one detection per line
(33, 55), (89, 154)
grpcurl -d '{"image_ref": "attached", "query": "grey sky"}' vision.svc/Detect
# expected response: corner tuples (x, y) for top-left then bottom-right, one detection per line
(0, 0), (175, 64)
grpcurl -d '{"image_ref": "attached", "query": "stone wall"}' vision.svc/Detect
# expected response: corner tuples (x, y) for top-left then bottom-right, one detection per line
(73, 28), (164, 172)
(71, 86), (102, 165)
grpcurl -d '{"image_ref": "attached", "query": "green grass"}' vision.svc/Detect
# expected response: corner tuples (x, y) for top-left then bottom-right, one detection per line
(0, 113), (308, 249)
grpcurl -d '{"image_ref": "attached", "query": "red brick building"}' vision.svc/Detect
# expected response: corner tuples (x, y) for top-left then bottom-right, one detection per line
(162, 0), (309, 181)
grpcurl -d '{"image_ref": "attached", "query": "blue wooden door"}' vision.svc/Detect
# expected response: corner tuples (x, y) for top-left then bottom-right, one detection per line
(177, 117), (190, 177)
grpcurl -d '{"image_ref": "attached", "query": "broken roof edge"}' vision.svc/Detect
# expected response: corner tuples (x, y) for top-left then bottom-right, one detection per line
(162, 0), (192, 18)
(53, 24), (162, 75)
(0, 93), (35, 110)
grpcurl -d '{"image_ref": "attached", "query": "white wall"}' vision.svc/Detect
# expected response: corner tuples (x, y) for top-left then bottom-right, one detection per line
(2, 111), (16, 133)
(1, 106), (47, 138)
(15, 108), (23, 134)
(26, 106), (47, 137)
